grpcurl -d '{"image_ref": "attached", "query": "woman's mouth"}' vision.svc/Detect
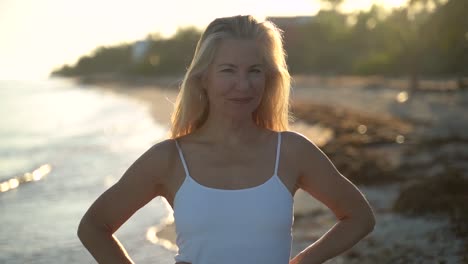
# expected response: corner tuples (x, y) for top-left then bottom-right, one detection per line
(228, 97), (253, 104)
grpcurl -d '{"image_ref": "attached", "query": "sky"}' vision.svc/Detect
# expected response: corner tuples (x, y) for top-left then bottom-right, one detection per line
(0, 0), (408, 80)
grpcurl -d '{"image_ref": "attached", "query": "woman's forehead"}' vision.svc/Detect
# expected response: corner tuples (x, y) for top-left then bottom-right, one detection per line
(212, 39), (263, 66)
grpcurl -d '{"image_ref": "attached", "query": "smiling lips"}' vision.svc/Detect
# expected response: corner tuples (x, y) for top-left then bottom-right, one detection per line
(228, 97), (253, 104)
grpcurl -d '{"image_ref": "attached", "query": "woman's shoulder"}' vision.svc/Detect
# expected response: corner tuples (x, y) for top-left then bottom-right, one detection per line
(138, 138), (180, 170)
(280, 130), (323, 158)
(281, 130), (314, 148)
(135, 138), (182, 184)
(281, 130), (332, 171)
(148, 138), (177, 154)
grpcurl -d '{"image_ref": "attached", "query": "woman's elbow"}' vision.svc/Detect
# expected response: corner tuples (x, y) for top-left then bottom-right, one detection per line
(356, 197), (376, 232)
(347, 206), (376, 234)
(363, 207), (376, 233)
(77, 217), (91, 241)
(77, 215), (108, 242)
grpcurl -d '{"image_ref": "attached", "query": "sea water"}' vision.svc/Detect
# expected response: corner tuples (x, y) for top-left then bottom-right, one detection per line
(0, 78), (175, 263)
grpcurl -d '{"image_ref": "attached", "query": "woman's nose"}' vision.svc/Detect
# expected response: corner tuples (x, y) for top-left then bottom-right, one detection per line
(235, 73), (250, 90)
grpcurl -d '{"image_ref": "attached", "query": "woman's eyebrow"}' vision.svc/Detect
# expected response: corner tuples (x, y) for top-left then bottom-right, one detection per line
(217, 63), (236, 68)
(216, 63), (264, 68)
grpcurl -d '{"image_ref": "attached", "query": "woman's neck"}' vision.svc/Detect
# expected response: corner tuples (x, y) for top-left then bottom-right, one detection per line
(193, 115), (266, 147)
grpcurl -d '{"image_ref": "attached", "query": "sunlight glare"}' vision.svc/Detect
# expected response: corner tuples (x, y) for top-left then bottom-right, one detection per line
(396, 135), (405, 144)
(0, 182), (10, 192)
(340, 0), (409, 13)
(8, 178), (20, 189)
(32, 164), (52, 181)
(145, 214), (178, 251)
(396, 91), (409, 103)
(357, 124), (368, 134)
(0, 164), (52, 193)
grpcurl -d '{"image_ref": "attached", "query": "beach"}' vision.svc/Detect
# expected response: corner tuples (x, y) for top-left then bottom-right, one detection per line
(75, 74), (468, 263)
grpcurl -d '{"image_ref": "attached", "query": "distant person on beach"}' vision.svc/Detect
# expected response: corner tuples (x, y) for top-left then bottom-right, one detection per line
(78, 15), (375, 264)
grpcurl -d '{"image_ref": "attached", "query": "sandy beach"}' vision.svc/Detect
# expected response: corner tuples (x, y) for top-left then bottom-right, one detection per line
(74, 74), (468, 263)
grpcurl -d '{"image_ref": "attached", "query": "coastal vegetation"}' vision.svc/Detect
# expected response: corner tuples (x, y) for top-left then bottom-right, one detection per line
(52, 0), (468, 89)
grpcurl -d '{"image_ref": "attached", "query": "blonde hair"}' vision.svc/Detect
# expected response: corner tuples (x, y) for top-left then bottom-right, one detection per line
(170, 15), (292, 139)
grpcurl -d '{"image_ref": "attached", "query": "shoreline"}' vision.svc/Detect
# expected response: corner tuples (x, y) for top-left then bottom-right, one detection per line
(70, 74), (467, 263)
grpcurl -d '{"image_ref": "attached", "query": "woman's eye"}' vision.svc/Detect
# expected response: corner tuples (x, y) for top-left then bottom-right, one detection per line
(221, 69), (234, 73)
(250, 69), (262, 73)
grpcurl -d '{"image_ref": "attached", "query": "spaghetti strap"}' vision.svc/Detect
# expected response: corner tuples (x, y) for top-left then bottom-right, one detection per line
(274, 132), (281, 176)
(174, 139), (190, 177)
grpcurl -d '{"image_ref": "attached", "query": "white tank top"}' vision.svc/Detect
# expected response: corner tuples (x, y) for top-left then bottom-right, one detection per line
(172, 132), (294, 264)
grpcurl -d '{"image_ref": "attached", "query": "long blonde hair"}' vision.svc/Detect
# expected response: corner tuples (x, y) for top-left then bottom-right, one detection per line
(170, 15), (292, 139)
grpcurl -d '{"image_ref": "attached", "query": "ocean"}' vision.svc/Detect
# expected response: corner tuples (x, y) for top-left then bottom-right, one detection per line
(0, 78), (175, 263)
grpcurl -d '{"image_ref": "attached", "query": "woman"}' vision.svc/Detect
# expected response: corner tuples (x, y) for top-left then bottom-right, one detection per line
(78, 15), (375, 264)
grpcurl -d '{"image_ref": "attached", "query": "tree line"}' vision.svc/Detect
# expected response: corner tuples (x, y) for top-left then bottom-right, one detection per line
(51, 0), (467, 88)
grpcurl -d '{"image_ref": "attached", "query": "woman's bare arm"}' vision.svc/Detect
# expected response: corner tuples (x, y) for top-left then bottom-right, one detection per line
(286, 132), (375, 264)
(77, 139), (174, 263)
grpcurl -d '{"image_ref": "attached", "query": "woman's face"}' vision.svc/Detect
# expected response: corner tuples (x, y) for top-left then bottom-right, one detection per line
(202, 38), (266, 119)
